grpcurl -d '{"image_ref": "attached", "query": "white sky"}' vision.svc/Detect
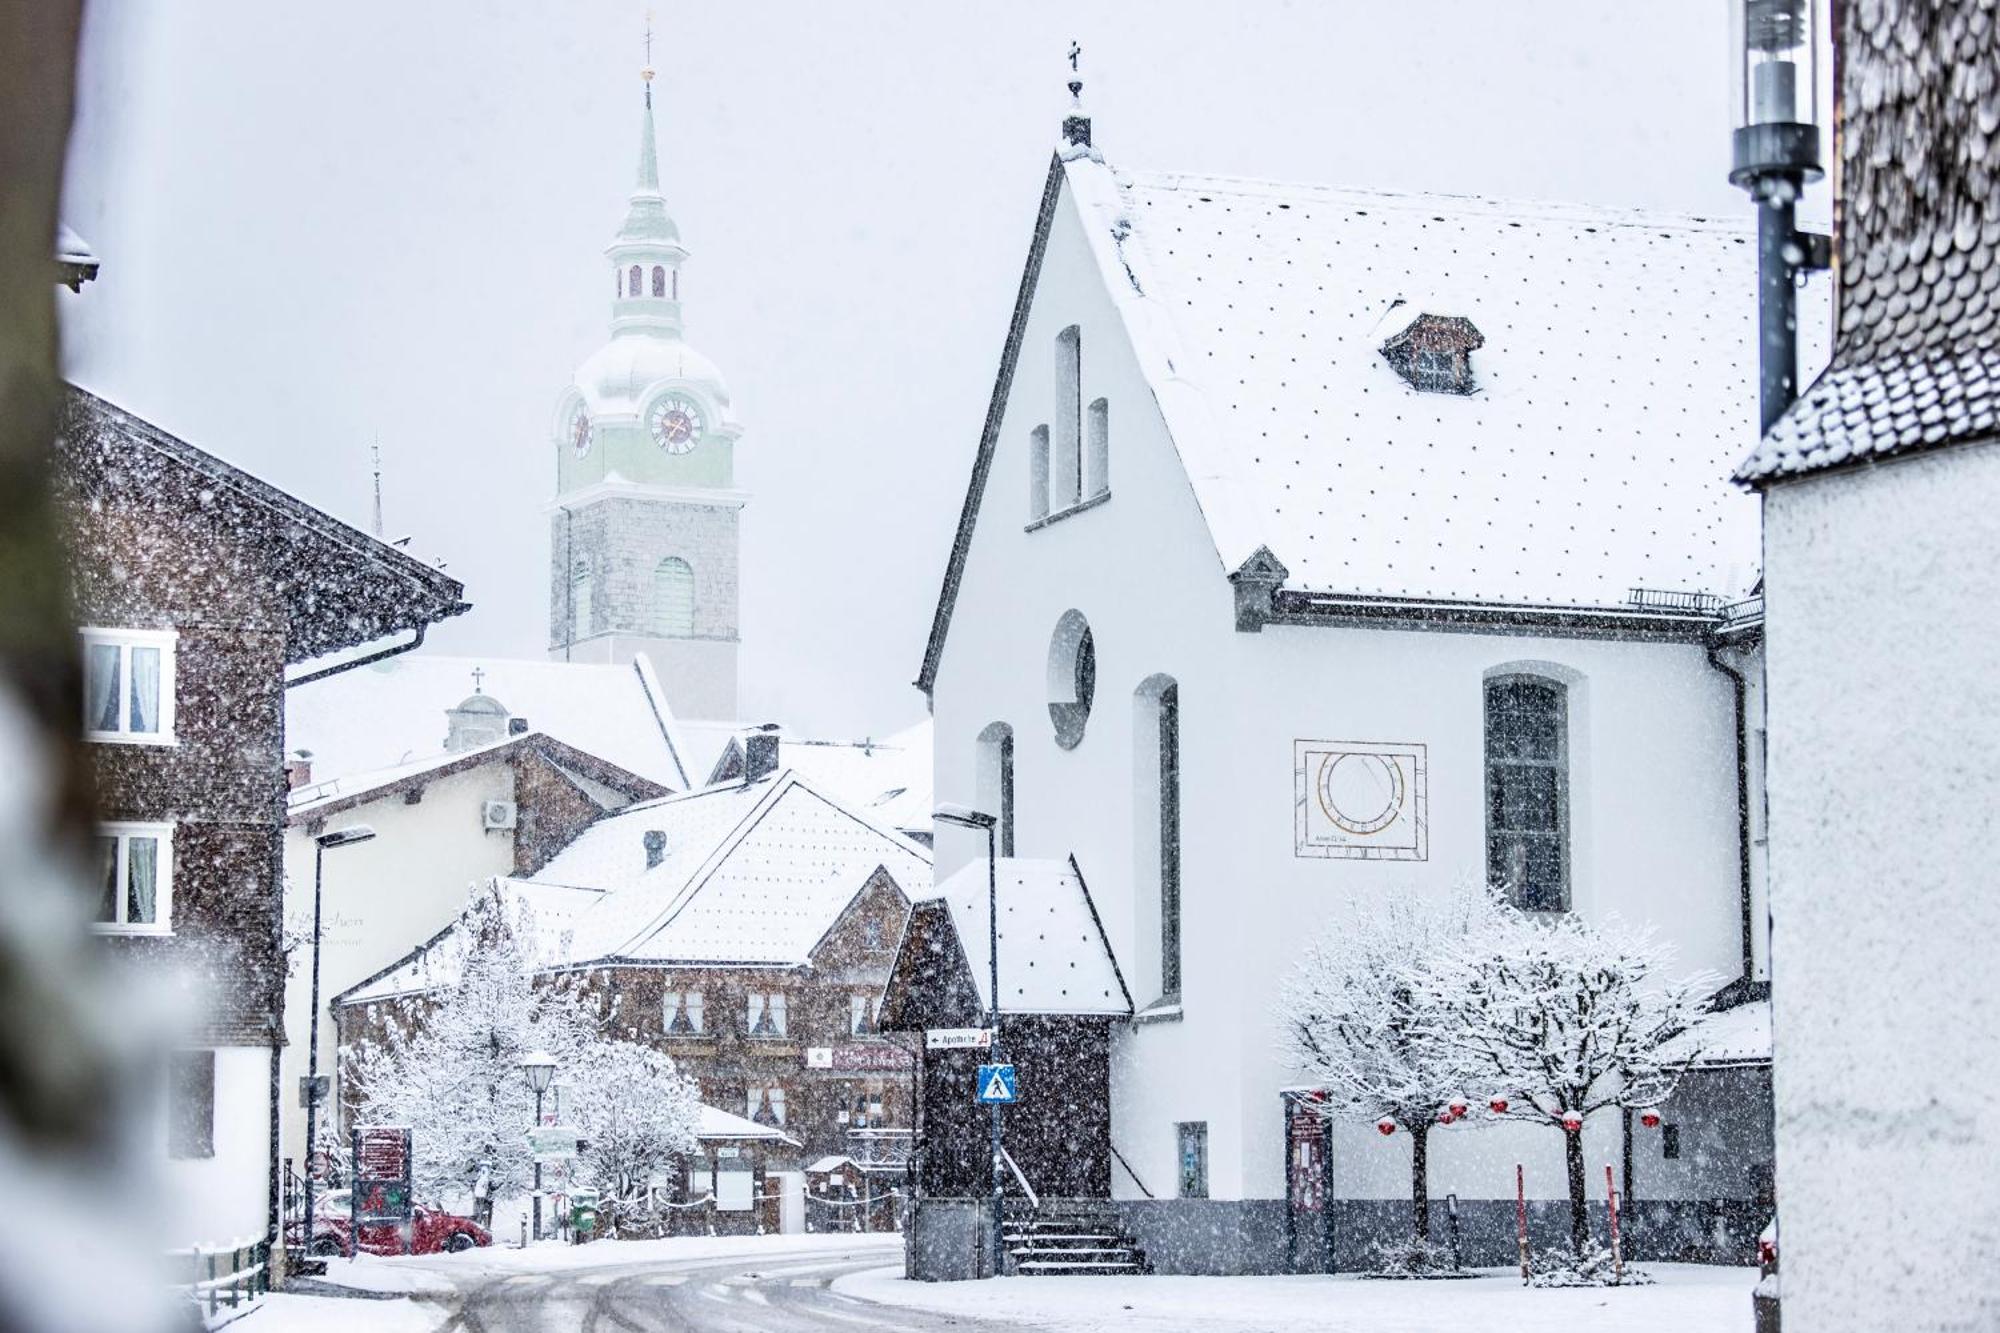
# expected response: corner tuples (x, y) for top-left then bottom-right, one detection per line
(58, 2), (1805, 736)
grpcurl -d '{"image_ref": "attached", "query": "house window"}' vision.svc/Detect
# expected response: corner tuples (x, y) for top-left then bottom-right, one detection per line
(1136, 677), (1182, 1002)
(1177, 1122), (1208, 1199)
(849, 993), (879, 1035)
(664, 989), (705, 1034)
(167, 1050), (215, 1159)
(1086, 398), (1109, 498)
(863, 917), (884, 949)
(93, 823), (173, 934)
(1485, 674), (1570, 911)
(82, 628), (176, 743)
(746, 991), (787, 1037)
(628, 264), (643, 296)
(1380, 313), (1484, 394)
(1054, 326), (1082, 507)
(1028, 425), (1051, 521)
(749, 1085), (787, 1126)
(976, 722), (1015, 857)
(654, 557), (695, 636)
(1046, 610), (1096, 750)
(651, 265), (666, 297)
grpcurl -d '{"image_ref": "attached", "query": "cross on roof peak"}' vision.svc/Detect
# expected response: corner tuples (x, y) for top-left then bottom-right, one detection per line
(471, 666), (486, 694)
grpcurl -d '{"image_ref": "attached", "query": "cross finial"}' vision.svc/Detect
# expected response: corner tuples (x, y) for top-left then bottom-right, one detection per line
(642, 10), (656, 106)
(1061, 40), (1092, 150)
(471, 666), (486, 694)
(1068, 40), (1080, 74)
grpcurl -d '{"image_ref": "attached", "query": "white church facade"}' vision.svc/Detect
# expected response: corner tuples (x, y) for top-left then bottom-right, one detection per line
(547, 67), (746, 721)
(911, 96), (1790, 1275)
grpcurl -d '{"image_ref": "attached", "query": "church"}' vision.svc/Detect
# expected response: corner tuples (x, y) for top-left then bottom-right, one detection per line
(895, 73), (1800, 1277)
(545, 62), (745, 722)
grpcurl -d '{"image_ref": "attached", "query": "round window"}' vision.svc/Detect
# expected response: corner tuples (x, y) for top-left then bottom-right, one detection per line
(1046, 610), (1096, 749)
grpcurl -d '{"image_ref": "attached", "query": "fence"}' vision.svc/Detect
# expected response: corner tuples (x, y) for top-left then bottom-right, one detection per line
(171, 1239), (269, 1324)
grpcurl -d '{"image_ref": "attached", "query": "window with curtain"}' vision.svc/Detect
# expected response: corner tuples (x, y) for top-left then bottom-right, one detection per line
(664, 989), (705, 1034)
(654, 557), (695, 636)
(1485, 675), (1570, 911)
(748, 1085), (787, 1126)
(849, 993), (879, 1035)
(747, 991), (787, 1037)
(93, 823), (173, 932)
(81, 629), (175, 742)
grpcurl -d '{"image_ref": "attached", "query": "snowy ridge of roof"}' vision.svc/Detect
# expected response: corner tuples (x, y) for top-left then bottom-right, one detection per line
(337, 880), (606, 1005)
(698, 1105), (798, 1146)
(1069, 159), (1826, 607)
(284, 652), (692, 791)
(679, 719), (934, 835)
(287, 734), (521, 815)
(926, 857), (1130, 1017)
(1669, 997), (1772, 1068)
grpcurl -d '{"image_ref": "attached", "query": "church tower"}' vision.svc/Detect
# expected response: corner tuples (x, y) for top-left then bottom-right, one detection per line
(548, 58), (743, 720)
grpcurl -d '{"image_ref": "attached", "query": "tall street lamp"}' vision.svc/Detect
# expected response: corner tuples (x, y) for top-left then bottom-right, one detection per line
(1729, 0), (1829, 432)
(519, 1050), (557, 1242)
(934, 802), (1004, 1278)
(303, 825), (376, 1261)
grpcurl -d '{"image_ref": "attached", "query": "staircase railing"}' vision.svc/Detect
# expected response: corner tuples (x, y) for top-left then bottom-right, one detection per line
(1110, 1144), (1155, 1199)
(999, 1146), (1039, 1210)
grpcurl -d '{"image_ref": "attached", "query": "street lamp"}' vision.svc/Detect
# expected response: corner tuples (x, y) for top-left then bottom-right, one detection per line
(934, 803), (1005, 1279)
(1729, 0), (1828, 433)
(519, 1050), (557, 1241)
(302, 824), (376, 1263)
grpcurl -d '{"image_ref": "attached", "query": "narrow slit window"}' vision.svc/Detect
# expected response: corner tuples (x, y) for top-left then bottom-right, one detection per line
(1086, 397), (1110, 498)
(651, 265), (666, 297)
(1028, 425), (1051, 521)
(1054, 326), (1082, 507)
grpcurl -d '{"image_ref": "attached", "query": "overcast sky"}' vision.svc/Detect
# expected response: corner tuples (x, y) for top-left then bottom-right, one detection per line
(59, 2), (1806, 737)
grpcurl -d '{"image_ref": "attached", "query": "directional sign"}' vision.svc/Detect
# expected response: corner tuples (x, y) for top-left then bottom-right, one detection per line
(928, 1027), (993, 1051)
(526, 1125), (582, 1160)
(976, 1064), (1018, 1104)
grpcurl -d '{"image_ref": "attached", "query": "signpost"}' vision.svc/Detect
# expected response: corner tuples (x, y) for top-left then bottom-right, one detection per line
(927, 1027), (993, 1051)
(351, 1126), (414, 1256)
(525, 1125), (581, 1162)
(976, 1064), (1018, 1104)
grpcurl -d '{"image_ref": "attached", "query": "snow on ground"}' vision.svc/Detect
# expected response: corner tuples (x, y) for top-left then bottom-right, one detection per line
(235, 1293), (443, 1333)
(836, 1264), (1759, 1333)
(308, 1230), (899, 1291)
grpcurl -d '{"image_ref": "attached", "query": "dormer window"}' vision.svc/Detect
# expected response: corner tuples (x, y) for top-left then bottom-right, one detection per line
(1380, 313), (1483, 394)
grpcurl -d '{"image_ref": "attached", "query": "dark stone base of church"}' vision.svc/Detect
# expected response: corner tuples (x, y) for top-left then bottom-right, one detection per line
(906, 1198), (998, 1281)
(1114, 1199), (1291, 1275)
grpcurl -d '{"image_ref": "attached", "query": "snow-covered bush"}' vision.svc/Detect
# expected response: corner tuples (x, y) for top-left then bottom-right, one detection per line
(1362, 1235), (1464, 1279)
(1527, 1239), (1654, 1287)
(1434, 906), (1716, 1255)
(1277, 883), (1505, 1245)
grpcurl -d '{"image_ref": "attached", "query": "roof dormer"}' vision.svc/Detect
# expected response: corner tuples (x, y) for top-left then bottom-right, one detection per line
(1380, 310), (1484, 395)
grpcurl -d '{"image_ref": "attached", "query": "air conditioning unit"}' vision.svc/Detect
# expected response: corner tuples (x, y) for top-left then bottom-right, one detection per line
(481, 800), (517, 832)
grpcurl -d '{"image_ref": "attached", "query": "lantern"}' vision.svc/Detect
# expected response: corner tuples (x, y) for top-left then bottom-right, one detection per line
(1488, 1096), (1510, 1115)
(1559, 1109), (1583, 1133)
(1640, 1110), (1662, 1130)
(1376, 1117), (1397, 1136)
(1447, 1095), (1470, 1119)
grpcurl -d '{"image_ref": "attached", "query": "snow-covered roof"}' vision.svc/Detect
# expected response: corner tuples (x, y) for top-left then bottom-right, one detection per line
(925, 857), (1131, 1017)
(337, 770), (931, 1005)
(698, 1105), (798, 1146)
(806, 1155), (857, 1174)
(1090, 168), (1786, 606)
(1672, 998), (1772, 1068)
(285, 652), (692, 791)
(681, 719), (933, 837)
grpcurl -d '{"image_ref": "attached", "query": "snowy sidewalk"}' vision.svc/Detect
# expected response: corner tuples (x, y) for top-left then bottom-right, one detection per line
(835, 1264), (1759, 1333)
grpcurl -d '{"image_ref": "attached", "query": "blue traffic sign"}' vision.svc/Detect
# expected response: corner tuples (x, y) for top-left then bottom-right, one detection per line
(976, 1064), (1018, 1104)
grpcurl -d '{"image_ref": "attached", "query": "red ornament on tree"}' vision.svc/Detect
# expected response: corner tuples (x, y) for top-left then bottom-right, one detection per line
(1640, 1110), (1662, 1130)
(1436, 1109), (1455, 1125)
(1488, 1096), (1510, 1115)
(1447, 1096), (1470, 1119)
(1376, 1117), (1397, 1136)
(1559, 1109), (1583, 1133)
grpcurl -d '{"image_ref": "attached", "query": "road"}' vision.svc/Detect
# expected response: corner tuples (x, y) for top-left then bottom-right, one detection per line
(389, 1236), (1034, 1333)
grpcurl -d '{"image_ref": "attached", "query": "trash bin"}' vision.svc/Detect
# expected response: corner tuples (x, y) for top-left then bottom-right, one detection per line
(569, 1188), (601, 1243)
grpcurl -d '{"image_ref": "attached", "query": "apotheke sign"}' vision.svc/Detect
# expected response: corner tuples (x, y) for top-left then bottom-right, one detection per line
(925, 1027), (993, 1051)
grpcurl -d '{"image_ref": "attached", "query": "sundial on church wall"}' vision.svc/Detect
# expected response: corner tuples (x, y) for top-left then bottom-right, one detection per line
(1294, 740), (1428, 861)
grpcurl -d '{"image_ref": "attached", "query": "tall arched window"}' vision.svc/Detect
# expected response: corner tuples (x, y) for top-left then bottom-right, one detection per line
(1028, 425), (1051, 521)
(1485, 674), (1569, 911)
(651, 265), (666, 297)
(628, 264), (643, 296)
(1135, 675), (1181, 1003)
(1053, 326), (1082, 508)
(654, 557), (695, 636)
(570, 557), (594, 644)
(1086, 397), (1110, 498)
(976, 723), (1015, 858)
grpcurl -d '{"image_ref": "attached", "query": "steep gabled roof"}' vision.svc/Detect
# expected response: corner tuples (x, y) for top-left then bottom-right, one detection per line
(286, 730), (668, 821)
(920, 151), (1798, 691)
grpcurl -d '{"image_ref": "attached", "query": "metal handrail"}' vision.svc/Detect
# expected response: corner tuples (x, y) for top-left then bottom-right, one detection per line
(999, 1146), (1039, 1210)
(1110, 1144), (1155, 1200)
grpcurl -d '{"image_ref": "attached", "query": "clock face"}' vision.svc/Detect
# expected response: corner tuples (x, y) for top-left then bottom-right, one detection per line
(649, 396), (705, 453)
(569, 406), (593, 456)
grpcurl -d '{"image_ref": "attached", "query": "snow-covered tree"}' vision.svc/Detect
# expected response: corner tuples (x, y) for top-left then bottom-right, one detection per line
(1434, 907), (1717, 1255)
(565, 1039), (699, 1210)
(1277, 884), (1503, 1243)
(344, 886), (593, 1203)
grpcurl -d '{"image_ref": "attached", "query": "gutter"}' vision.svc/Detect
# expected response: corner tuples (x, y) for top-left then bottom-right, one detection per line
(1704, 637), (1759, 996)
(1268, 589), (1720, 643)
(284, 624), (432, 690)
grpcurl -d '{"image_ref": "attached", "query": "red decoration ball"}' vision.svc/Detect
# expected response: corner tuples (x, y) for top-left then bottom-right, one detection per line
(1376, 1118), (1397, 1136)
(1447, 1096), (1470, 1117)
(1488, 1097), (1510, 1115)
(1640, 1110), (1662, 1129)
(1560, 1111), (1583, 1132)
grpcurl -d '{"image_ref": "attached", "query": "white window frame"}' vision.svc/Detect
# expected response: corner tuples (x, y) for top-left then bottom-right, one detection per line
(80, 628), (178, 745)
(664, 988), (705, 1034)
(747, 990), (787, 1037)
(850, 992), (880, 1036)
(93, 821), (175, 935)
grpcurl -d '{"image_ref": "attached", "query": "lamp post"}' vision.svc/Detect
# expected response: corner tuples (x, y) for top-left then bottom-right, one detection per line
(1729, 0), (1829, 433)
(934, 803), (1003, 1278)
(302, 825), (376, 1262)
(519, 1050), (557, 1242)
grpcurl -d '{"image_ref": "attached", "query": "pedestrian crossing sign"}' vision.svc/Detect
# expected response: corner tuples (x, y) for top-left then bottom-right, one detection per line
(976, 1064), (1018, 1104)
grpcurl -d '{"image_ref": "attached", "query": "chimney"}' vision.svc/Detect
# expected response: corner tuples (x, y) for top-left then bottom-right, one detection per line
(508, 717), (530, 736)
(285, 750), (314, 791)
(744, 726), (781, 783)
(642, 829), (667, 869)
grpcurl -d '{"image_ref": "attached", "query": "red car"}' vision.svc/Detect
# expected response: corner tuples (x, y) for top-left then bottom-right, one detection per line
(288, 1192), (490, 1258)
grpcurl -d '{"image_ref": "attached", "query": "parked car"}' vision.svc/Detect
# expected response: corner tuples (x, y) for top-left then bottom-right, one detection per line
(286, 1193), (491, 1258)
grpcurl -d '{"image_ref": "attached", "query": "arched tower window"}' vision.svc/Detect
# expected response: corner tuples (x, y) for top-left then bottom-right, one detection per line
(1135, 675), (1181, 1003)
(570, 557), (594, 645)
(628, 264), (643, 297)
(1086, 397), (1110, 499)
(1028, 425), (1051, 521)
(975, 723), (1015, 858)
(1485, 674), (1570, 911)
(654, 557), (695, 636)
(1054, 326), (1082, 508)
(651, 265), (666, 297)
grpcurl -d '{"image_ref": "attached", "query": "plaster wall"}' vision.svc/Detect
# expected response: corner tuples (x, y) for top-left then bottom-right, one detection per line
(1762, 440), (2000, 1329)
(930, 177), (1748, 1217)
(157, 1046), (272, 1250)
